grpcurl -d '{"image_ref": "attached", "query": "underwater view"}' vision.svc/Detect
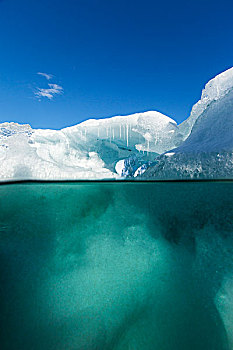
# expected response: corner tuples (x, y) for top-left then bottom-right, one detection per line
(0, 181), (233, 350)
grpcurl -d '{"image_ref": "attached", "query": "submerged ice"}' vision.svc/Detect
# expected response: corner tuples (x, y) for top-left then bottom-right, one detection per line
(0, 182), (232, 349)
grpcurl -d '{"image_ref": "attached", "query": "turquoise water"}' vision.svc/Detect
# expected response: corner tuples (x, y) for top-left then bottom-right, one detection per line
(0, 182), (233, 350)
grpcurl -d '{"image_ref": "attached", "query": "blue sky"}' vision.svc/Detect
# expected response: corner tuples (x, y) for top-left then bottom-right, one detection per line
(0, 0), (233, 129)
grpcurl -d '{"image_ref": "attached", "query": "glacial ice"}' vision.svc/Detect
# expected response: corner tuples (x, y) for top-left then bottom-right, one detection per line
(179, 67), (233, 138)
(143, 68), (233, 179)
(0, 111), (180, 180)
(1, 67), (233, 180)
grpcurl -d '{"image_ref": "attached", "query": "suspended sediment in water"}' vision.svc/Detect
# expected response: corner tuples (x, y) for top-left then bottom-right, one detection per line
(0, 182), (232, 350)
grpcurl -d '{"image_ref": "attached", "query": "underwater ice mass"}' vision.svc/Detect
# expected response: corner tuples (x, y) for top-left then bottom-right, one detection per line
(0, 182), (233, 349)
(1, 67), (233, 180)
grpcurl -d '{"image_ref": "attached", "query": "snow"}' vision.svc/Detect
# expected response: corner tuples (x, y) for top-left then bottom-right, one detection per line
(0, 111), (179, 180)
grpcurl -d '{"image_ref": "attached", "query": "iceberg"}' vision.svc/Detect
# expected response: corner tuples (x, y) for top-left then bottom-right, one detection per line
(0, 111), (180, 181)
(180, 67), (233, 138)
(1, 67), (233, 181)
(143, 68), (233, 179)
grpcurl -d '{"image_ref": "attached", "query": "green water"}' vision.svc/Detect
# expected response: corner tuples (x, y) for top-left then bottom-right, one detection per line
(0, 182), (233, 350)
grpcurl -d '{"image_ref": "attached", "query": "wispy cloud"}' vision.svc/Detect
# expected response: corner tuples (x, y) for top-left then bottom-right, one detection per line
(35, 83), (63, 100)
(37, 72), (53, 80)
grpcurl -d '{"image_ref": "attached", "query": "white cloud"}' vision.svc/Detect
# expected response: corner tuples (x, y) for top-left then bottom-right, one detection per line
(37, 72), (53, 80)
(35, 83), (63, 100)
(35, 72), (63, 100)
